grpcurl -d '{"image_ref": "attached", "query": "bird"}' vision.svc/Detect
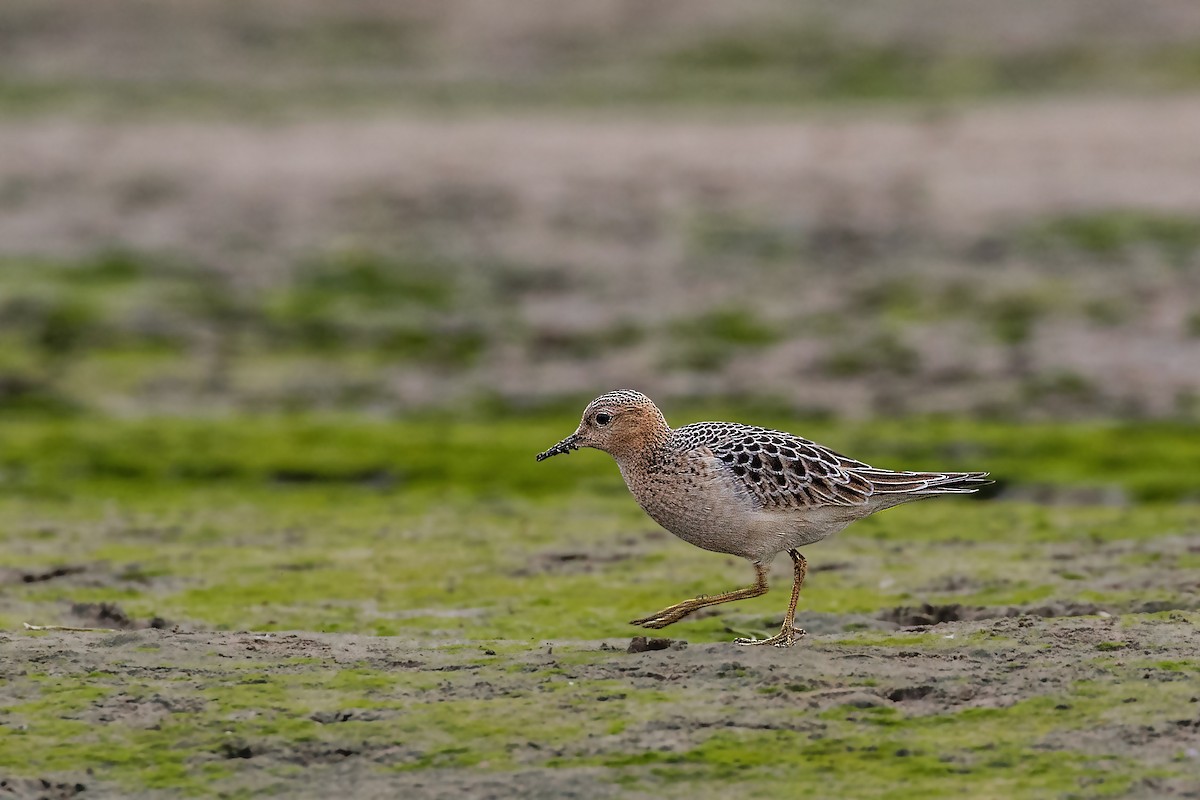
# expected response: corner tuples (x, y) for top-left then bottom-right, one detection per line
(536, 390), (990, 647)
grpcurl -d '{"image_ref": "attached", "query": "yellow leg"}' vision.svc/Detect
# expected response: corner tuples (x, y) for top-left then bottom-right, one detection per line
(736, 550), (808, 648)
(630, 563), (769, 629)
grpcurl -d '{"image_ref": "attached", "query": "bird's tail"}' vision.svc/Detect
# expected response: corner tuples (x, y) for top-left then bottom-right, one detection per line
(861, 470), (992, 497)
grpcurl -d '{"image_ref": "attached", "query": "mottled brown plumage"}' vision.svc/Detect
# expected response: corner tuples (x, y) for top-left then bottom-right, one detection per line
(538, 390), (990, 646)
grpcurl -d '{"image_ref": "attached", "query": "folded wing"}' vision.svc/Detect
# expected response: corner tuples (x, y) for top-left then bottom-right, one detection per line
(678, 422), (989, 511)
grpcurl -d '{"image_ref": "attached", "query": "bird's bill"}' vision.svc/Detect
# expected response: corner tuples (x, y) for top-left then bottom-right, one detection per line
(536, 433), (579, 461)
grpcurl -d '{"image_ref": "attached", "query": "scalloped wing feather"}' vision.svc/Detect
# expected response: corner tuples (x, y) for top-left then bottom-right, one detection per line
(675, 423), (874, 510)
(674, 423), (990, 511)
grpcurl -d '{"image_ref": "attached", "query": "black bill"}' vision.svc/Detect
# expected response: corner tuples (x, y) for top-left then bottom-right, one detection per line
(536, 434), (579, 461)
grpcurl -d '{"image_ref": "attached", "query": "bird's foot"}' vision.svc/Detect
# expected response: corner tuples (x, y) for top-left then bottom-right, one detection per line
(735, 625), (807, 648)
(630, 610), (686, 629)
(630, 601), (698, 628)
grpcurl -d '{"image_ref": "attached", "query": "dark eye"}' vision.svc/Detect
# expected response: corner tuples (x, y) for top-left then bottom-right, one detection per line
(595, 412), (612, 426)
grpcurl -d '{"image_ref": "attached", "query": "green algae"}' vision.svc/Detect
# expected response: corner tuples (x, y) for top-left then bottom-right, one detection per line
(3, 475), (1198, 642)
(561, 669), (1197, 796)
(613, 734), (1132, 798)
(1, 413), (1198, 795)
(826, 629), (1009, 649)
(571, 702), (1139, 797)
(3, 628), (1198, 797)
(2, 414), (1200, 502)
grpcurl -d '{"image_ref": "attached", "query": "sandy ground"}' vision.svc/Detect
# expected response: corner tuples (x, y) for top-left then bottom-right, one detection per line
(3, 98), (1200, 416)
(3, 609), (1199, 798)
(5, 99), (1200, 263)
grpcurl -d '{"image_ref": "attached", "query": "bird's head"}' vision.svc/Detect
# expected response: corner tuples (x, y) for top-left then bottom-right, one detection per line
(536, 390), (669, 464)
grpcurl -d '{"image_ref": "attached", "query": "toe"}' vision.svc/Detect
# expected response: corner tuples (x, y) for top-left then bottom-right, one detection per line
(630, 609), (680, 626)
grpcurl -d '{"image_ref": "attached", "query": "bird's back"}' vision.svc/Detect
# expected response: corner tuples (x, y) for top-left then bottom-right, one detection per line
(677, 421), (987, 505)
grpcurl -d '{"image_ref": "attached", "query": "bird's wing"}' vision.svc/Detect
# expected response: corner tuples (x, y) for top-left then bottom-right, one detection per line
(676, 423), (874, 509)
(854, 468), (992, 496)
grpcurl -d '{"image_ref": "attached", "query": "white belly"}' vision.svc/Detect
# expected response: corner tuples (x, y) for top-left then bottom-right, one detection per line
(619, 455), (851, 562)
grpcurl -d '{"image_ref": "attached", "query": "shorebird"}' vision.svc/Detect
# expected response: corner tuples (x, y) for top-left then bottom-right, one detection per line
(537, 390), (989, 647)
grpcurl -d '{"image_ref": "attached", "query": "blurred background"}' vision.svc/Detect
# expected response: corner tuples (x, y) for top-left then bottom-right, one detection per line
(1, 0), (1199, 420)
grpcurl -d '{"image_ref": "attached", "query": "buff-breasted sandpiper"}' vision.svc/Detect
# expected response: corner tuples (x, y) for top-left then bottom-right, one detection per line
(537, 390), (990, 647)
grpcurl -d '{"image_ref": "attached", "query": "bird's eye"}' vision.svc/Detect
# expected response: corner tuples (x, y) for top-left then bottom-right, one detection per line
(595, 412), (612, 426)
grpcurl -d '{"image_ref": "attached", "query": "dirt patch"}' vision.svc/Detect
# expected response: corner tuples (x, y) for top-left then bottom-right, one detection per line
(1, 565), (89, 587)
(0, 778), (87, 800)
(80, 692), (199, 730)
(67, 602), (172, 631)
(15, 566), (88, 584)
(882, 599), (1200, 627)
(511, 548), (640, 577)
(626, 636), (685, 654)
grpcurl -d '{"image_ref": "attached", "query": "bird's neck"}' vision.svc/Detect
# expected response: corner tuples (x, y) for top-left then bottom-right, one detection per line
(610, 422), (672, 476)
